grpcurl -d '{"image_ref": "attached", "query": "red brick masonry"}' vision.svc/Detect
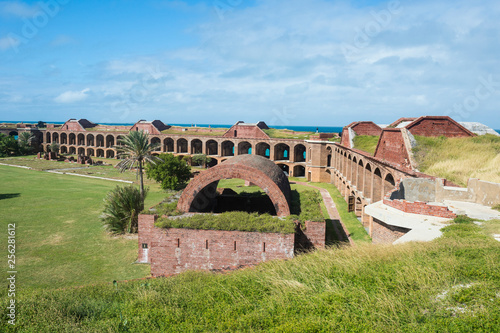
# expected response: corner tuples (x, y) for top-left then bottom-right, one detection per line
(138, 215), (325, 277)
(382, 198), (456, 218)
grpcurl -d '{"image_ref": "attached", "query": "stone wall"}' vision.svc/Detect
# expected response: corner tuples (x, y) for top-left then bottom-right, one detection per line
(138, 215), (326, 277)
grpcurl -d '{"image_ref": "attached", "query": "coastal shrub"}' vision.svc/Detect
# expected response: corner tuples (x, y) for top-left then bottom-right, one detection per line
(145, 153), (191, 190)
(100, 185), (147, 233)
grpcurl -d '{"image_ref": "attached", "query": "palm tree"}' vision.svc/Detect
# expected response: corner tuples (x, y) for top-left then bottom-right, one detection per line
(18, 131), (35, 147)
(116, 130), (160, 200)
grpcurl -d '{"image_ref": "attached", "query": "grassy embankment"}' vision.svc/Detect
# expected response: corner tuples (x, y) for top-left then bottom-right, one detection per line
(413, 134), (500, 186)
(161, 126), (228, 136)
(1, 217), (499, 332)
(352, 135), (379, 155)
(262, 128), (315, 140)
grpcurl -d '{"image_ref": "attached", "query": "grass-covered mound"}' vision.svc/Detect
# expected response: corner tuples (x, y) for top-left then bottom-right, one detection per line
(262, 128), (315, 139)
(352, 135), (379, 155)
(156, 211), (297, 234)
(153, 190), (324, 234)
(3, 219), (499, 332)
(413, 134), (500, 186)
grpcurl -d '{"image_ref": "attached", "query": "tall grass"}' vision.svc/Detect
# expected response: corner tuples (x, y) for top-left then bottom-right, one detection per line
(2, 222), (499, 332)
(413, 134), (500, 186)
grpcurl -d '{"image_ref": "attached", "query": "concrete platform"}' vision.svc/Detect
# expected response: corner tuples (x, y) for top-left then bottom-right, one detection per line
(364, 201), (452, 244)
(444, 200), (500, 221)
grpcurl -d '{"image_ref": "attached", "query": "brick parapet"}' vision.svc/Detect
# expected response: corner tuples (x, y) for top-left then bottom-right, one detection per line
(138, 214), (296, 277)
(382, 198), (456, 218)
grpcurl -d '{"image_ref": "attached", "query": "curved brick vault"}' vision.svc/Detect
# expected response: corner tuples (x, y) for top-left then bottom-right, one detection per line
(177, 154), (292, 216)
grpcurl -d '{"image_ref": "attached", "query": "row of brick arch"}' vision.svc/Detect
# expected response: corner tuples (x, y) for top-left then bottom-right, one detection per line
(58, 146), (116, 158)
(44, 131), (308, 162)
(46, 132), (118, 148)
(328, 146), (400, 218)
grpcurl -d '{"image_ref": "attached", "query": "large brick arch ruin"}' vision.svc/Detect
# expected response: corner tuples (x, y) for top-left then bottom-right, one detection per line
(177, 155), (292, 216)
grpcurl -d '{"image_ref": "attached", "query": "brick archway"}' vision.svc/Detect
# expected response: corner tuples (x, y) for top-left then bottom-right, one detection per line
(177, 155), (291, 216)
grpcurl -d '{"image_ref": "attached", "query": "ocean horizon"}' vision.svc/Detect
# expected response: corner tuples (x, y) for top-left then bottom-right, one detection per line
(2, 120), (499, 135)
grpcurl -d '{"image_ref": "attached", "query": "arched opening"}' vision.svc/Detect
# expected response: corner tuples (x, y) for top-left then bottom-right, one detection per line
(274, 143), (290, 161)
(178, 155), (291, 216)
(277, 163), (290, 176)
(87, 148), (95, 157)
(46, 132), (51, 143)
(294, 144), (306, 162)
(177, 138), (188, 153)
(106, 135), (115, 148)
(60, 146), (68, 154)
(255, 142), (270, 158)
(373, 168), (383, 202)
(96, 134), (104, 147)
(60, 133), (67, 145)
(164, 138), (174, 152)
(191, 139), (202, 154)
(364, 163), (372, 198)
(325, 168), (332, 182)
(355, 197), (363, 217)
(77, 134), (85, 146)
(78, 147), (85, 155)
(69, 133), (76, 145)
(207, 158), (218, 168)
(327, 146), (332, 167)
(352, 156), (358, 187)
(69, 147), (76, 155)
(151, 137), (161, 152)
(52, 132), (59, 143)
(96, 149), (104, 157)
(358, 160), (364, 194)
(106, 150), (115, 158)
(9, 131), (18, 138)
(384, 173), (396, 196)
(238, 141), (252, 155)
(221, 141), (234, 157)
(116, 135), (124, 147)
(206, 140), (218, 155)
(86, 134), (94, 147)
(293, 165), (305, 177)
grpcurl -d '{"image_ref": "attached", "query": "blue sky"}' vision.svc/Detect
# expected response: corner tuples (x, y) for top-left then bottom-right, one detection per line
(1, 0), (499, 128)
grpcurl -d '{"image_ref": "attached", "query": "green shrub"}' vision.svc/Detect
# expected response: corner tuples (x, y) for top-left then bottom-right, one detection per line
(492, 204), (500, 212)
(100, 185), (147, 233)
(145, 153), (191, 190)
(454, 215), (474, 224)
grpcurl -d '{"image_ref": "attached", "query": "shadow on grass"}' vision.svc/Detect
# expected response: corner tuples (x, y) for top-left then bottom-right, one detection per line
(326, 218), (349, 246)
(0, 193), (20, 200)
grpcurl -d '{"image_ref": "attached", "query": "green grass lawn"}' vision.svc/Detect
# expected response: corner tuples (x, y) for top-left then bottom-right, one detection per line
(2, 220), (499, 332)
(310, 182), (372, 243)
(0, 155), (160, 185)
(0, 166), (167, 289)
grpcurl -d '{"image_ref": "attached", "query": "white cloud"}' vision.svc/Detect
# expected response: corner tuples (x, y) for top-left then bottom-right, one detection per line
(54, 88), (91, 104)
(0, 35), (19, 50)
(0, 1), (39, 17)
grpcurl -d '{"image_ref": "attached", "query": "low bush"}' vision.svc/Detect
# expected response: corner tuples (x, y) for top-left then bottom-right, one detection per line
(454, 215), (474, 224)
(100, 185), (147, 233)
